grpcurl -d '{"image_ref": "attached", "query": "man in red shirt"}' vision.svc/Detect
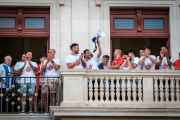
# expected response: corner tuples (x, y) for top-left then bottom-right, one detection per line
(173, 53), (180, 70)
(106, 48), (124, 69)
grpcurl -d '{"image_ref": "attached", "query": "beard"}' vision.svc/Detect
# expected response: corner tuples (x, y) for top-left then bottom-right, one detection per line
(75, 51), (79, 54)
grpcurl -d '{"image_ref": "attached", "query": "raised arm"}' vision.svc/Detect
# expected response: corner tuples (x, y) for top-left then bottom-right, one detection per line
(97, 39), (102, 58)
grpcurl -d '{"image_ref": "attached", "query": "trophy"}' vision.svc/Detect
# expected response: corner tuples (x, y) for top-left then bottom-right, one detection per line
(92, 30), (105, 53)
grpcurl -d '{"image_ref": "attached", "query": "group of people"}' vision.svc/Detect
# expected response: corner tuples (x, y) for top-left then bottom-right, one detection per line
(0, 49), (60, 113)
(65, 40), (179, 71)
(0, 39), (180, 113)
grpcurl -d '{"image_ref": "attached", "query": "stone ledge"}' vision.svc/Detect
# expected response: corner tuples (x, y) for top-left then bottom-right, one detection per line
(50, 106), (180, 119)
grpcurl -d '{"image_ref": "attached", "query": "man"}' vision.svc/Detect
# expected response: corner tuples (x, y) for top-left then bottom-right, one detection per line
(157, 46), (174, 70)
(35, 54), (47, 111)
(66, 43), (86, 69)
(14, 53), (26, 77)
(98, 55), (110, 69)
(18, 51), (37, 113)
(84, 40), (102, 69)
(106, 48), (124, 69)
(139, 48), (145, 57)
(0, 56), (13, 112)
(140, 46), (157, 70)
(41, 49), (61, 112)
(173, 53), (180, 70)
(128, 49), (141, 70)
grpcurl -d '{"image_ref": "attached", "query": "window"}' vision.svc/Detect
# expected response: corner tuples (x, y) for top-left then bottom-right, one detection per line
(0, 18), (15, 28)
(25, 18), (45, 28)
(114, 19), (134, 29)
(144, 19), (164, 29)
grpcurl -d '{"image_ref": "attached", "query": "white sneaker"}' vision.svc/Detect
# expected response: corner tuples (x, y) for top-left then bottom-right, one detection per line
(29, 111), (33, 114)
(20, 111), (25, 114)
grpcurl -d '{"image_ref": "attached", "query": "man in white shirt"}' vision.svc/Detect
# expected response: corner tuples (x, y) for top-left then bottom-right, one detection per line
(157, 46), (174, 70)
(66, 43), (86, 69)
(14, 53), (26, 77)
(0, 56), (13, 112)
(128, 49), (141, 70)
(140, 46), (157, 70)
(18, 51), (37, 112)
(84, 40), (102, 69)
(41, 49), (61, 112)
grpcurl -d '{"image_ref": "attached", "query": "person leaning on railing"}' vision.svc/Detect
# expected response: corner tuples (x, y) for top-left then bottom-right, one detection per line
(41, 49), (61, 112)
(139, 46), (157, 70)
(173, 53), (180, 70)
(105, 48), (124, 69)
(0, 56), (13, 112)
(18, 51), (37, 113)
(157, 46), (174, 70)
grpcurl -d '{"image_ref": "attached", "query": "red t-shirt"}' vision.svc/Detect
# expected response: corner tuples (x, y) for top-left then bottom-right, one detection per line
(112, 57), (124, 68)
(173, 59), (180, 69)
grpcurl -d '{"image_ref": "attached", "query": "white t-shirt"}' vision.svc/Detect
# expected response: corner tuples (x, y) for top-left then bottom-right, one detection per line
(140, 55), (156, 70)
(123, 66), (130, 70)
(65, 55), (83, 69)
(43, 58), (61, 79)
(14, 61), (23, 80)
(131, 57), (141, 70)
(18, 61), (37, 83)
(157, 56), (174, 70)
(85, 55), (100, 69)
(0, 63), (12, 88)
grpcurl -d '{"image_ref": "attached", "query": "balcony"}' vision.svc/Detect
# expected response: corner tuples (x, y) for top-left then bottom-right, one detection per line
(1, 70), (180, 120)
(50, 69), (180, 120)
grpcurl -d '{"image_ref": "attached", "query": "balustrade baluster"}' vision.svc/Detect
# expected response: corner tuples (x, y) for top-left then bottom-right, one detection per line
(138, 78), (142, 102)
(116, 77), (120, 102)
(127, 77), (131, 102)
(170, 77), (175, 102)
(94, 77), (99, 102)
(154, 78), (158, 102)
(100, 77), (104, 102)
(176, 78), (180, 102)
(89, 77), (93, 102)
(132, 78), (136, 102)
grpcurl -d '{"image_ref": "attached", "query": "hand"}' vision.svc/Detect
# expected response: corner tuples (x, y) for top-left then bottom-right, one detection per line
(127, 57), (130, 61)
(35, 71), (41, 76)
(47, 54), (53, 62)
(24, 59), (27, 66)
(78, 53), (83, 61)
(146, 52), (150, 57)
(105, 66), (111, 69)
(2, 81), (6, 84)
(27, 58), (30, 64)
(160, 51), (164, 58)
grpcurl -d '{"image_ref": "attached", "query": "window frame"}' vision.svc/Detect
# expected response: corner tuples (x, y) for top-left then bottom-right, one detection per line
(111, 15), (137, 33)
(142, 15), (169, 33)
(22, 14), (49, 32)
(0, 14), (18, 31)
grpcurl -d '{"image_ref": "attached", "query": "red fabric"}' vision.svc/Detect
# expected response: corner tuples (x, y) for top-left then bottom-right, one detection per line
(35, 64), (41, 94)
(112, 57), (124, 66)
(173, 59), (180, 69)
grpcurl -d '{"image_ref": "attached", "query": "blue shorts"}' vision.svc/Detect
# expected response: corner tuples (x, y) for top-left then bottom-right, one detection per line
(20, 83), (35, 95)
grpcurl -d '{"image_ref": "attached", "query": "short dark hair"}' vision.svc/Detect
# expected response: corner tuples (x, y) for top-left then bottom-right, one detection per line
(83, 49), (90, 54)
(179, 53), (180, 56)
(161, 45), (168, 50)
(103, 55), (110, 59)
(122, 51), (127, 56)
(128, 49), (136, 56)
(143, 46), (151, 51)
(39, 54), (47, 59)
(116, 48), (123, 52)
(22, 53), (26, 55)
(25, 51), (32, 54)
(139, 48), (144, 51)
(70, 43), (79, 50)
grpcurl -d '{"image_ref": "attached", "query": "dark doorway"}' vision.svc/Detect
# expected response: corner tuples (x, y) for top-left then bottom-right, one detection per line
(0, 37), (47, 65)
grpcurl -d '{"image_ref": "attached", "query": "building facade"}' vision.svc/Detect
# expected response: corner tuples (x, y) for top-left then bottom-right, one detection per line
(0, 0), (180, 68)
(0, 0), (180, 120)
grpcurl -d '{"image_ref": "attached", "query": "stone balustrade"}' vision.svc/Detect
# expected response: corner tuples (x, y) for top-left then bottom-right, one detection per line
(50, 69), (180, 120)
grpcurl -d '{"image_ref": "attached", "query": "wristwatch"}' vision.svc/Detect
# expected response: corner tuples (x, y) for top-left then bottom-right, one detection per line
(51, 61), (54, 63)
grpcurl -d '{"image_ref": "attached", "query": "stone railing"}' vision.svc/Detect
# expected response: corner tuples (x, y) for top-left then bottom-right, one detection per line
(50, 70), (180, 120)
